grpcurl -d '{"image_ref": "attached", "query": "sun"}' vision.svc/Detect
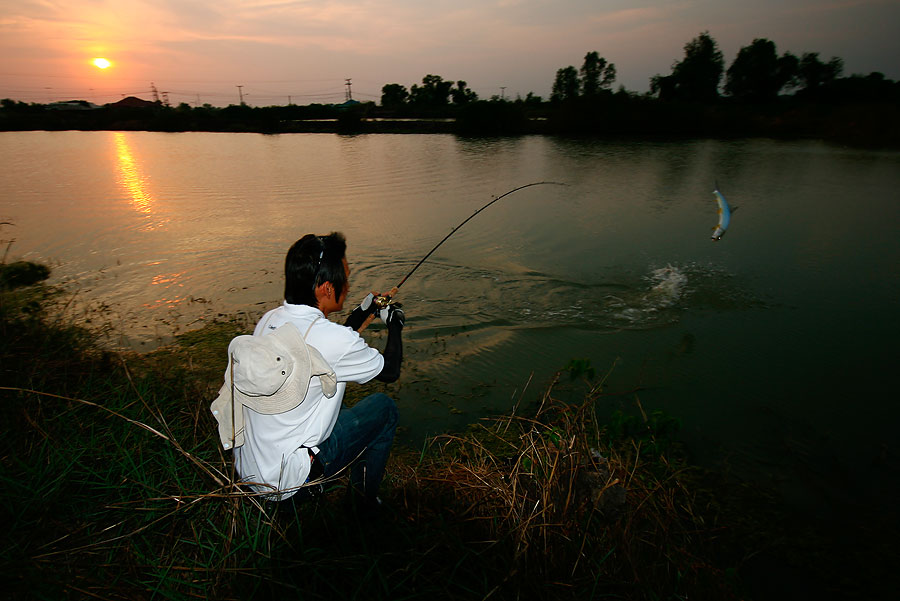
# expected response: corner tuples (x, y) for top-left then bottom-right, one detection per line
(92, 57), (111, 69)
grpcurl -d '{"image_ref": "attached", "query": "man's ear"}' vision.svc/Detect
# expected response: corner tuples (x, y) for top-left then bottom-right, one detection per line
(313, 281), (331, 303)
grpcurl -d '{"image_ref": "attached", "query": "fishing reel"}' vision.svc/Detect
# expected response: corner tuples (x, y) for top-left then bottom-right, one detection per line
(373, 294), (398, 309)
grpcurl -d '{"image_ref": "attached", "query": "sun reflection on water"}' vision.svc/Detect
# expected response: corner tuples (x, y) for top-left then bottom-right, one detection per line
(145, 270), (189, 309)
(113, 132), (167, 229)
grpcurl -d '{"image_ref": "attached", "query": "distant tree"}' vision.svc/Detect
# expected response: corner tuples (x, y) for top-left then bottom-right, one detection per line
(551, 66), (580, 103)
(649, 74), (676, 101)
(797, 52), (843, 92)
(674, 31), (724, 101)
(827, 71), (899, 102)
(580, 51), (617, 96)
(0, 98), (33, 111)
(725, 39), (799, 101)
(450, 80), (478, 105)
(409, 74), (453, 107)
(381, 83), (409, 109)
(602, 63), (617, 90)
(653, 31), (724, 102)
(778, 52), (800, 92)
(523, 91), (543, 105)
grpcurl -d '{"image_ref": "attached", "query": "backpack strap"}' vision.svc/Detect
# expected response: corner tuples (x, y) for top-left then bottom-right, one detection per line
(303, 316), (320, 339)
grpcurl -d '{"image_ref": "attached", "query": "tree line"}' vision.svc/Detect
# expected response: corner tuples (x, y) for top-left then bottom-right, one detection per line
(647, 31), (874, 103)
(1, 31), (897, 145)
(363, 31), (897, 144)
(380, 31), (896, 108)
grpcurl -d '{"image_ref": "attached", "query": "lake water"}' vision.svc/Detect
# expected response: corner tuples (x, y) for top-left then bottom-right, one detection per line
(2, 130), (899, 521)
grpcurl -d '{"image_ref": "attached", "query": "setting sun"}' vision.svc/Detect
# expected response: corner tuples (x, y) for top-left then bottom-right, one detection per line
(92, 57), (111, 69)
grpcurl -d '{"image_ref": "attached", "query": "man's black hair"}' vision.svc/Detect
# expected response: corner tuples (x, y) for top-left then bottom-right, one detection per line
(284, 232), (348, 307)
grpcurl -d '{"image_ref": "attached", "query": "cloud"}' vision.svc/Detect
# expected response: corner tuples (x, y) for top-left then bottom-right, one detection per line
(0, 0), (897, 103)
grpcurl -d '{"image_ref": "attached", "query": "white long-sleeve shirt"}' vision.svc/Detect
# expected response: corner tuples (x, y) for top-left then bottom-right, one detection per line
(233, 302), (383, 498)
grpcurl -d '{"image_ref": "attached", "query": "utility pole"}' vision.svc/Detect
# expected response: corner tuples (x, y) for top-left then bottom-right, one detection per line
(345, 78), (353, 102)
(237, 85), (245, 105)
(500, 86), (506, 100)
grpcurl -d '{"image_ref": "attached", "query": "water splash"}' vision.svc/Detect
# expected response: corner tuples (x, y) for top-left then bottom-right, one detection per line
(607, 264), (688, 328)
(646, 264), (689, 308)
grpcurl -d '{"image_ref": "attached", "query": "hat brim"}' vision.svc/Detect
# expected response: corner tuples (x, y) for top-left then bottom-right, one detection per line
(210, 321), (337, 450)
(232, 322), (313, 415)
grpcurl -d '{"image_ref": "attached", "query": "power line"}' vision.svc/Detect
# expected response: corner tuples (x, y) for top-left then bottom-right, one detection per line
(0, 78), (384, 106)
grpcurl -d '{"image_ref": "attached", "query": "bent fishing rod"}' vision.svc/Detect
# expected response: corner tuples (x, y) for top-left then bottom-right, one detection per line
(373, 181), (567, 308)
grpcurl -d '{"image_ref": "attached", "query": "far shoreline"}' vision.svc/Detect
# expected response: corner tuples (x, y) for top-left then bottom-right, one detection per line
(3, 96), (898, 148)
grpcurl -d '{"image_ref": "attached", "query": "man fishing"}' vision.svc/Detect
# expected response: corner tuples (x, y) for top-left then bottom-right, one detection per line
(211, 184), (562, 516)
(211, 232), (405, 516)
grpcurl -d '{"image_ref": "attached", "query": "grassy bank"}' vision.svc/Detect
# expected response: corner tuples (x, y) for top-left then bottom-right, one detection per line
(0, 263), (892, 600)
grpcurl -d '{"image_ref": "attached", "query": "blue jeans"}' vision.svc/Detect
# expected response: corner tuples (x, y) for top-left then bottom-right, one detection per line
(315, 392), (398, 503)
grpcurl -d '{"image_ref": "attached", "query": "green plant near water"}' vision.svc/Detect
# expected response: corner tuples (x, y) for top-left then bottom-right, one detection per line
(2, 262), (825, 600)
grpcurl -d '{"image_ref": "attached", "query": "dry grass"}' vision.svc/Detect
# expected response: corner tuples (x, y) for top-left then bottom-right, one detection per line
(381, 373), (738, 600)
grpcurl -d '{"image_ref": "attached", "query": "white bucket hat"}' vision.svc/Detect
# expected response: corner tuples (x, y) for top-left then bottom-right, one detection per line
(210, 322), (337, 450)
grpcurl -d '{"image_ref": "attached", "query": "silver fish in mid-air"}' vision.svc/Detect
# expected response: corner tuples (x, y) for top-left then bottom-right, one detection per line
(711, 183), (732, 241)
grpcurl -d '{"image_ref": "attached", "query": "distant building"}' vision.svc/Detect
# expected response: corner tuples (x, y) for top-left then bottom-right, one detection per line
(46, 100), (101, 111)
(108, 96), (158, 109)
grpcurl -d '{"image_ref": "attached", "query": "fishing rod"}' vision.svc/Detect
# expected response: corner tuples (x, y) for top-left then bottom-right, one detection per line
(373, 181), (567, 308)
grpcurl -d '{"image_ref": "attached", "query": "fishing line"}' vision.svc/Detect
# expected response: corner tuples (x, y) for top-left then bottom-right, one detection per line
(375, 181), (567, 307)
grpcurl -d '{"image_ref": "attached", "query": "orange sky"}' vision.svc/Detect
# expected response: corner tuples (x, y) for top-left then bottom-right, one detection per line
(1, 0), (898, 106)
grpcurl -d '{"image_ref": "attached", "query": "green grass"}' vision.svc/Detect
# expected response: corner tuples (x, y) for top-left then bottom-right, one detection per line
(1, 264), (895, 600)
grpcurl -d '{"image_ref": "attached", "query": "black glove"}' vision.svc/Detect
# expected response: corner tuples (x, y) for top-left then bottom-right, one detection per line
(378, 303), (405, 328)
(344, 292), (378, 331)
(375, 303), (404, 383)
